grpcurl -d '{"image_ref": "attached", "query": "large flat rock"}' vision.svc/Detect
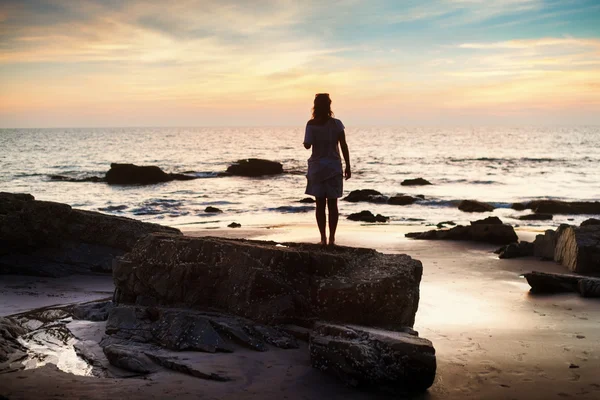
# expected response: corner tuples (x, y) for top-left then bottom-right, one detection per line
(113, 235), (423, 330)
(0, 192), (180, 276)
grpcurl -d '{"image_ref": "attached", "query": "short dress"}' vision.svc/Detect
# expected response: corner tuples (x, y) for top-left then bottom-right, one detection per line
(303, 118), (345, 199)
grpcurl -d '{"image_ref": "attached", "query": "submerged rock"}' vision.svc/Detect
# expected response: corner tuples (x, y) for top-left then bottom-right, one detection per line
(105, 163), (196, 185)
(407, 218), (517, 245)
(343, 189), (388, 203)
(50, 175), (104, 183)
(204, 206), (223, 213)
(527, 200), (600, 215)
(400, 178), (432, 186)
(226, 158), (283, 176)
(113, 235), (423, 329)
(309, 323), (436, 394)
(458, 200), (495, 213)
(519, 213), (553, 221)
(388, 195), (419, 205)
(347, 210), (389, 223)
(511, 203), (527, 211)
(0, 192), (180, 276)
(228, 222), (241, 228)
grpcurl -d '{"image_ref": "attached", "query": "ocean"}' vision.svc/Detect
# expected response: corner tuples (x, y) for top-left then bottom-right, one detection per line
(1, 126), (599, 230)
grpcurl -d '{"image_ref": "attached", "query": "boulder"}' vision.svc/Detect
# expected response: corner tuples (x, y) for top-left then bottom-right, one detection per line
(582, 218), (600, 227)
(511, 203), (527, 211)
(519, 214), (553, 221)
(471, 216), (503, 225)
(112, 235), (423, 330)
(347, 211), (389, 223)
(406, 219), (517, 245)
(523, 271), (600, 298)
(527, 200), (600, 215)
(226, 159), (283, 177)
(343, 189), (388, 203)
(496, 242), (534, 259)
(228, 222), (241, 228)
(554, 224), (600, 273)
(533, 229), (558, 260)
(0, 317), (28, 366)
(0, 192), (180, 276)
(105, 163), (196, 185)
(102, 344), (158, 374)
(388, 195), (419, 206)
(309, 323), (436, 394)
(400, 178), (432, 186)
(204, 206), (223, 213)
(458, 200), (495, 213)
(72, 300), (114, 322)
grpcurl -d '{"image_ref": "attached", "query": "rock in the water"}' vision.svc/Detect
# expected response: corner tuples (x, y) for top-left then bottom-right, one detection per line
(436, 221), (456, 228)
(582, 218), (600, 227)
(388, 195), (419, 206)
(113, 235), (423, 329)
(496, 242), (534, 259)
(309, 323), (436, 394)
(226, 158), (283, 176)
(523, 271), (600, 298)
(554, 224), (600, 273)
(527, 200), (600, 215)
(299, 197), (316, 203)
(471, 216), (503, 225)
(407, 220), (517, 245)
(347, 210), (389, 223)
(0, 192), (180, 276)
(519, 213), (553, 221)
(102, 344), (157, 374)
(228, 222), (241, 228)
(50, 175), (104, 183)
(400, 178), (432, 186)
(204, 206), (223, 213)
(511, 203), (527, 211)
(458, 200), (495, 213)
(72, 300), (114, 321)
(343, 189), (388, 203)
(0, 317), (27, 366)
(105, 163), (195, 185)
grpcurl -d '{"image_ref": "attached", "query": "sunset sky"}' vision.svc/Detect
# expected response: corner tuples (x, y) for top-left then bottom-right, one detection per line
(1, 0), (599, 127)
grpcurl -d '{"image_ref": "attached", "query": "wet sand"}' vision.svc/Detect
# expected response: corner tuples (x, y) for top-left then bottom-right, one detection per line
(1, 223), (599, 400)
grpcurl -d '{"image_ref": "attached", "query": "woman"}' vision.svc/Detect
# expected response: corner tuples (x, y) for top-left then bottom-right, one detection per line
(303, 93), (351, 246)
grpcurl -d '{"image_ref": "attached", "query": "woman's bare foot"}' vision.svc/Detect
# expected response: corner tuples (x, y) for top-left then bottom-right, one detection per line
(320, 236), (327, 246)
(328, 237), (335, 246)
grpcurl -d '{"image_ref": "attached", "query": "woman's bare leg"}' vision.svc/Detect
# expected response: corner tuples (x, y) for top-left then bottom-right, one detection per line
(315, 197), (327, 245)
(327, 198), (339, 245)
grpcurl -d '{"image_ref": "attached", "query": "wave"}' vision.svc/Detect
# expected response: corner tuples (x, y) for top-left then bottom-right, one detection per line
(267, 205), (314, 213)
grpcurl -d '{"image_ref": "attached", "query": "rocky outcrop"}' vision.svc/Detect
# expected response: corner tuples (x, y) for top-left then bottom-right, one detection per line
(73, 300), (114, 322)
(343, 189), (388, 203)
(388, 195), (419, 205)
(406, 218), (517, 245)
(103, 344), (158, 374)
(0, 192), (180, 276)
(458, 200), (495, 213)
(113, 235), (423, 330)
(226, 159), (283, 176)
(582, 218), (600, 227)
(526, 200), (600, 215)
(309, 323), (436, 394)
(105, 163), (196, 185)
(0, 317), (27, 368)
(554, 224), (600, 274)
(347, 210), (389, 223)
(495, 241), (534, 259)
(401, 178), (432, 186)
(523, 271), (600, 298)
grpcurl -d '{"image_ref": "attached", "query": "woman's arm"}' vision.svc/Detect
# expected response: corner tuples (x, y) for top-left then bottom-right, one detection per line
(303, 123), (312, 149)
(339, 130), (351, 180)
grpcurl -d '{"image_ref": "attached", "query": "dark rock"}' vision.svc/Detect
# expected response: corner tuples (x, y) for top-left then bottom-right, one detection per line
(102, 344), (157, 374)
(388, 195), (418, 206)
(523, 271), (600, 297)
(400, 178), (432, 186)
(299, 197), (316, 203)
(458, 200), (495, 213)
(226, 158), (283, 177)
(343, 189), (388, 203)
(527, 200), (600, 215)
(98, 205), (128, 212)
(0, 317), (28, 366)
(145, 353), (231, 381)
(0, 193), (180, 277)
(309, 323), (436, 394)
(511, 203), (527, 211)
(204, 206), (223, 213)
(113, 235), (423, 330)
(533, 229), (558, 260)
(105, 163), (196, 185)
(519, 214), (553, 221)
(347, 211), (389, 223)
(496, 242), (534, 259)
(279, 325), (311, 342)
(582, 218), (600, 227)
(407, 221), (517, 245)
(436, 221), (456, 229)
(471, 216), (503, 225)
(73, 300), (114, 321)
(50, 175), (105, 183)
(554, 225), (600, 273)
(228, 222), (241, 228)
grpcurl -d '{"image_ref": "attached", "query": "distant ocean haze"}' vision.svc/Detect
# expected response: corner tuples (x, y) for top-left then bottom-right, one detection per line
(1, 126), (599, 229)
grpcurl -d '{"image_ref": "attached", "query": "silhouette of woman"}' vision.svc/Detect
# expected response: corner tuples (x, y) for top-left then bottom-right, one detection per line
(303, 93), (351, 246)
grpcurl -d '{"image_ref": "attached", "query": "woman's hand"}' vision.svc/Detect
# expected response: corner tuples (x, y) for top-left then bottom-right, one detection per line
(345, 166), (352, 180)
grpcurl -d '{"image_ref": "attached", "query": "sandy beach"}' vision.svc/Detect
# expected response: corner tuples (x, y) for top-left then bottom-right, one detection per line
(1, 222), (598, 400)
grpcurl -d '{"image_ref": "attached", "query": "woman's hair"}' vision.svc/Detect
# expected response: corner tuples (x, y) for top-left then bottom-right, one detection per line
(312, 93), (334, 121)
